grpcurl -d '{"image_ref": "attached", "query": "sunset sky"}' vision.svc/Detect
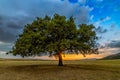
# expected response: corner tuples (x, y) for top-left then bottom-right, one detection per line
(0, 0), (120, 59)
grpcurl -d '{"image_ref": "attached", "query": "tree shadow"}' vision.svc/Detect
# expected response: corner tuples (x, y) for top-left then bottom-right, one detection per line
(7, 64), (68, 73)
(6, 64), (120, 73)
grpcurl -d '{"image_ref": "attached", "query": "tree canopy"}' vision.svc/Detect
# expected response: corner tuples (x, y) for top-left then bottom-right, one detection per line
(8, 14), (98, 66)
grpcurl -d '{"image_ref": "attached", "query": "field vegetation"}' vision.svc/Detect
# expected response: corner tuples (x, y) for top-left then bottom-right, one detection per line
(0, 59), (120, 80)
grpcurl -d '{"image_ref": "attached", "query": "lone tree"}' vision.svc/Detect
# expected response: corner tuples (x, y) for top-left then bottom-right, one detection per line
(8, 14), (98, 66)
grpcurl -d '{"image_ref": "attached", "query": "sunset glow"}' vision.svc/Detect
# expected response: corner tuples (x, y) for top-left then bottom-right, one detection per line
(36, 52), (110, 60)
(62, 54), (100, 60)
(36, 48), (120, 60)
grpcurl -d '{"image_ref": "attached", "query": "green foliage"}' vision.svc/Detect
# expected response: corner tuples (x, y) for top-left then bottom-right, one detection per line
(9, 14), (98, 57)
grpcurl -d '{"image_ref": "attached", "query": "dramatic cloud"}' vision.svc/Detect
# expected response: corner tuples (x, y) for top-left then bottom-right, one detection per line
(100, 16), (111, 22)
(0, 14), (32, 42)
(93, 16), (111, 40)
(75, 6), (94, 24)
(107, 40), (120, 48)
(0, 16), (3, 25)
(0, 0), (92, 43)
(0, 27), (17, 42)
(95, 26), (108, 34)
(94, 16), (111, 27)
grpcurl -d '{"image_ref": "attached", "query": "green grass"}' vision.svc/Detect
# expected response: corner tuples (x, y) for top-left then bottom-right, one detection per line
(0, 59), (120, 80)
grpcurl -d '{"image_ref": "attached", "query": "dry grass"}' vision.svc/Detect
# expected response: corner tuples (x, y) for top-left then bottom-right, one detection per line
(0, 59), (120, 80)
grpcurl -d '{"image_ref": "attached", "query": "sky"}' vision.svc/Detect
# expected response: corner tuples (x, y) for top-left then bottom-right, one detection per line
(0, 0), (120, 59)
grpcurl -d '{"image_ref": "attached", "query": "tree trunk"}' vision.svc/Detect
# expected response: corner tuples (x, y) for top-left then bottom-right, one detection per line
(58, 51), (63, 66)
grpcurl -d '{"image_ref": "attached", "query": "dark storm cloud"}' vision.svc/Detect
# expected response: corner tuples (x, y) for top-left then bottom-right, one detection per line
(0, 16), (3, 25)
(0, 14), (33, 42)
(7, 22), (21, 29)
(6, 16), (32, 29)
(107, 40), (120, 48)
(0, 0), (92, 43)
(0, 15), (18, 42)
(0, 27), (17, 42)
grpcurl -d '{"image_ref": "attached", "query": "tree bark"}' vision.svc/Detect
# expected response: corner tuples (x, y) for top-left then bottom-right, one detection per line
(58, 51), (63, 66)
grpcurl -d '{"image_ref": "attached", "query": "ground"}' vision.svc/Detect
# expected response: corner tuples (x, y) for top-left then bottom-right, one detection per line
(0, 59), (120, 80)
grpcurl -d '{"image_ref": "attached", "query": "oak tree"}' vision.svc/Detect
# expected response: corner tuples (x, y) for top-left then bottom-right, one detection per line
(8, 14), (98, 66)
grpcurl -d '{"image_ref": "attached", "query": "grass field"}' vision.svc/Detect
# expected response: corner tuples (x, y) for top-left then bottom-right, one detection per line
(0, 59), (120, 80)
